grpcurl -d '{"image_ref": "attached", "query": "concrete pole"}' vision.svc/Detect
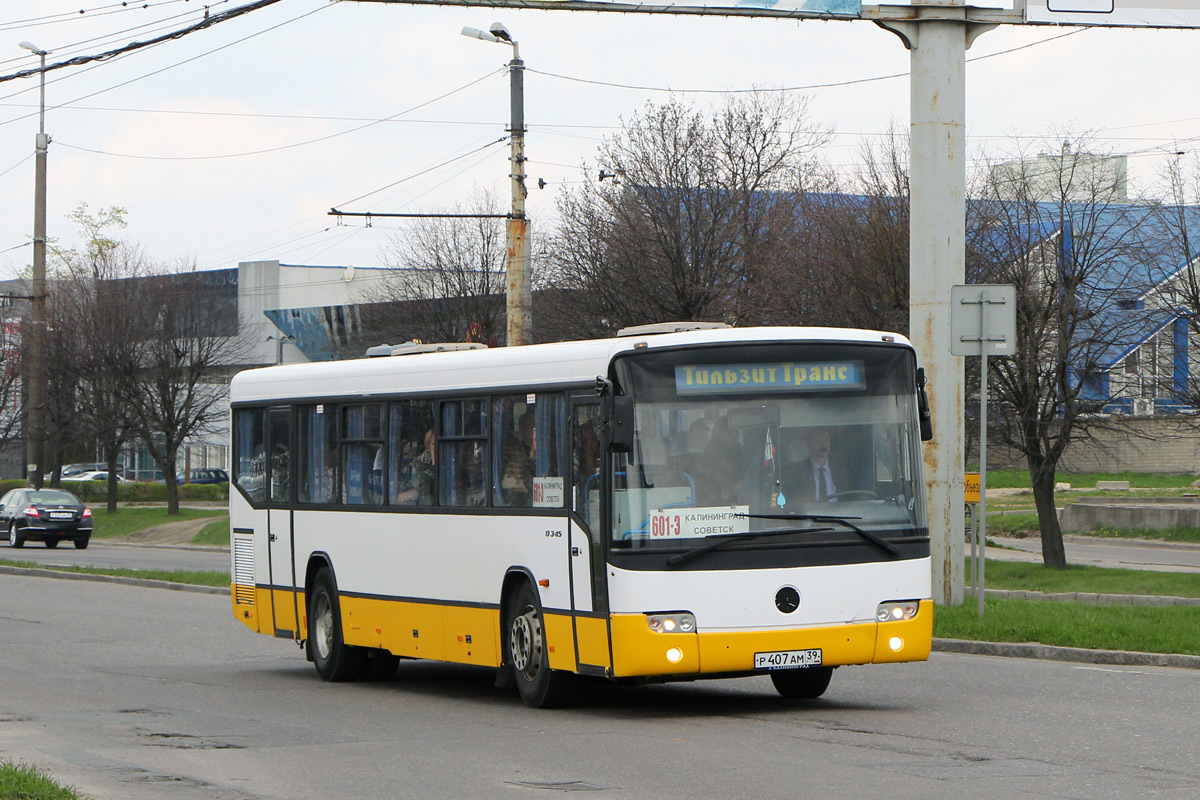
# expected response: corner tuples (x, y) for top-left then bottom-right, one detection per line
(880, 11), (992, 605)
(26, 48), (48, 489)
(505, 52), (531, 346)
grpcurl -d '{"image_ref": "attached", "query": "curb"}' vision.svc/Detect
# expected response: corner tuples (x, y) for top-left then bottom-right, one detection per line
(933, 638), (1200, 670)
(972, 587), (1200, 607)
(0, 564), (227, 595)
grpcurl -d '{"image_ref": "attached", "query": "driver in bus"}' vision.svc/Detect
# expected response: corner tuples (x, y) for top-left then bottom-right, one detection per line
(783, 427), (844, 504)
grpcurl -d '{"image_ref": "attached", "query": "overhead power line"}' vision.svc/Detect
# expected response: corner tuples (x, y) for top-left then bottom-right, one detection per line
(0, 0), (285, 87)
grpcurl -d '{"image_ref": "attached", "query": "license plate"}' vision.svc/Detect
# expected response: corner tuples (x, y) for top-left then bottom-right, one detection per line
(48, 511), (74, 520)
(754, 649), (823, 670)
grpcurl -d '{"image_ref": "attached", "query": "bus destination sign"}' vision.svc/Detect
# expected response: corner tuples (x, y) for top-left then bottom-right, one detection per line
(675, 361), (865, 394)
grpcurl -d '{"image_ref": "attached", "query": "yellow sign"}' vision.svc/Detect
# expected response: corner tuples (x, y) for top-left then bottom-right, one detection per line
(965, 472), (980, 504)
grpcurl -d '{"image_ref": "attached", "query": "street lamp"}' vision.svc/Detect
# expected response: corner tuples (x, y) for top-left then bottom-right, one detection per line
(461, 23), (531, 347)
(19, 41), (48, 488)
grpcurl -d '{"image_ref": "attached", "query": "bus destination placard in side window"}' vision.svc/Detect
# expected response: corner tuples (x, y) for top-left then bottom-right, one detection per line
(674, 361), (865, 394)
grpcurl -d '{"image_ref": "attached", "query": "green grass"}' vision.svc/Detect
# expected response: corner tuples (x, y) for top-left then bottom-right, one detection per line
(89, 507), (226, 540)
(979, 511), (1200, 544)
(0, 558), (228, 587)
(978, 469), (1199, 490)
(0, 760), (83, 800)
(934, 597), (1200, 656)
(189, 518), (230, 547)
(980, 558), (1200, 597)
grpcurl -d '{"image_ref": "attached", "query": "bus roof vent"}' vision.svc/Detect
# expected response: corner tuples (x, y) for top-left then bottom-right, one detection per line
(616, 321), (731, 338)
(365, 341), (488, 358)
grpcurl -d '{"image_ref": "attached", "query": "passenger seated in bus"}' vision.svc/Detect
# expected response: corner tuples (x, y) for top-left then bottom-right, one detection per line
(501, 412), (536, 506)
(395, 429), (436, 505)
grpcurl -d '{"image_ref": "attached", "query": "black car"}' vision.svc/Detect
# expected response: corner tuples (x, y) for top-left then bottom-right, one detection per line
(0, 488), (93, 549)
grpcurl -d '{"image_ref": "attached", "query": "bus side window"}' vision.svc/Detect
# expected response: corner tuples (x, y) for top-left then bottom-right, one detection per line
(390, 400), (435, 506)
(573, 404), (601, 525)
(440, 399), (487, 507)
(297, 404), (338, 504)
(234, 407), (266, 504)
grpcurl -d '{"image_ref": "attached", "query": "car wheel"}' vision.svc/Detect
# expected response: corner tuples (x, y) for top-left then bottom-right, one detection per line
(505, 582), (574, 708)
(8, 523), (23, 548)
(306, 568), (363, 682)
(45, 538), (59, 549)
(74, 537), (90, 550)
(770, 666), (833, 699)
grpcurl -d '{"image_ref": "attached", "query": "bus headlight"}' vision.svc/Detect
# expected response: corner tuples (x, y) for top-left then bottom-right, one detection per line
(876, 601), (919, 623)
(647, 613), (696, 633)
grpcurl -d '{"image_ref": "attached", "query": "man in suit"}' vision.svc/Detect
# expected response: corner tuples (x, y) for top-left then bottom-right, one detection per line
(780, 427), (843, 507)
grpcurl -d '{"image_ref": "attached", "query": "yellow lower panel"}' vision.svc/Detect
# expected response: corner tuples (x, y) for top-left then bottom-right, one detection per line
(611, 610), (934, 679)
(872, 600), (934, 663)
(339, 596), (446, 660)
(230, 585), (264, 633)
(269, 587), (300, 634)
(442, 605), (501, 667)
(575, 615), (611, 670)
(610, 614), (700, 677)
(543, 613), (576, 671)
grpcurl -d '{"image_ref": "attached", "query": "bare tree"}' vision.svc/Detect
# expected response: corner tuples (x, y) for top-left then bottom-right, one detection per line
(370, 188), (507, 346)
(124, 268), (250, 515)
(1146, 153), (1200, 406)
(543, 93), (829, 337)
(48, 205), (147, 509)
(968, 134), (1157, 568)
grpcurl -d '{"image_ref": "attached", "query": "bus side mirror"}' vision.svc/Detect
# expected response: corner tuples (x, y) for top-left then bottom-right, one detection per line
(916, 367), (933, 441)
(609, 396), (634, 453)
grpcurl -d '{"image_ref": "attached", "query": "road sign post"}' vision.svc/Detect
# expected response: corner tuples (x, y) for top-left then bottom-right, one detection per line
(952, 284), (1015, 616)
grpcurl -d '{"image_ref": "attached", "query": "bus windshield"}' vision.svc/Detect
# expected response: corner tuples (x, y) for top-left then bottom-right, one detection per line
(610, 343), (926, 554)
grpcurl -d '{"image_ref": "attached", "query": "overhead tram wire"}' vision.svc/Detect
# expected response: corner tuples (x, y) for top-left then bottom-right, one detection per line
(526, 28), (1088, 95)
(48, 69), (505, 161)
(0, 3), (238, 71)
(0, 1), (331, 129)
(0, 0), (287, 86)
(0, 0), (218, 31)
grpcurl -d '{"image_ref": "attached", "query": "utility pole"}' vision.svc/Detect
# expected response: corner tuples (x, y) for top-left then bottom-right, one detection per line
(20, 41), (48, 489)
(462, 23), (531, 346)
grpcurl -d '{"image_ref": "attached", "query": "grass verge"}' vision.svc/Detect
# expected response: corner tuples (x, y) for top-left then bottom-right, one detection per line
(0, 760), (83, 800)
(979, 558), (1200, 597)
(0, 558), (228, 588)
(933, 597), (1200, 657)
(89, 507), (226, 540)
(979, 469), (1199, 489)
(190, 518), (230, 547)
(980, 512), (1200, 544)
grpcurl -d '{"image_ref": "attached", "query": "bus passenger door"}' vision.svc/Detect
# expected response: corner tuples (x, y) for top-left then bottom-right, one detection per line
(266, 406), (298, 639)
(570, 399), (610, 673)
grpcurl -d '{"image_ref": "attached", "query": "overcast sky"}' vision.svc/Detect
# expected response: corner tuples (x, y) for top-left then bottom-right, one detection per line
(1, 0), (1199, 281)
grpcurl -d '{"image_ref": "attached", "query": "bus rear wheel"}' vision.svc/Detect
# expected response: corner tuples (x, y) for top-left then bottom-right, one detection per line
(307, 568), (364, 682)
(505, 583), (573, 708)
(770, 666), (833, 699)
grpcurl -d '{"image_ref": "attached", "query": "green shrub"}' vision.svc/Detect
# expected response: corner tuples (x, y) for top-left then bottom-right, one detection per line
(56, 480), (228, 504)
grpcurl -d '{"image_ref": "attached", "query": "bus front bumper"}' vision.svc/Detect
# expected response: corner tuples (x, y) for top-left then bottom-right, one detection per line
(609, 600), (933, 679)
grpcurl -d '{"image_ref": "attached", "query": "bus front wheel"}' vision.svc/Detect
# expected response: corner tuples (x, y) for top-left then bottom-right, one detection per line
(505, 583), (574, 708)
(770, 666), (833, 699)
(307, 568), (364, 682)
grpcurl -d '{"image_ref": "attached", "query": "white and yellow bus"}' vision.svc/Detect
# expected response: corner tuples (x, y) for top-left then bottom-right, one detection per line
(229, 324), (933, 707)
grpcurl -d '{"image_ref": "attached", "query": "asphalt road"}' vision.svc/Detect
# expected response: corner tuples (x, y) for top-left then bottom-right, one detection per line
(0, 540), (228, 572)
(1, 574), (1197, 800)
(986, 535), (1200, 573)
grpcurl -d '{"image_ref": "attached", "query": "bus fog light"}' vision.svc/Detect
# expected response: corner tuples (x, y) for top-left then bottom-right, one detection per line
(646, 612), (696, 634)
(889, 636), (904, 652)
(876, 601), (919, 622)
(666, 647), (683, 663)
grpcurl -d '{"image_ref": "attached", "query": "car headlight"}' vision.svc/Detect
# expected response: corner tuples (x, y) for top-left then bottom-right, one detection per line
(876, 601), (919, 623)
(647, 613), (696, 633)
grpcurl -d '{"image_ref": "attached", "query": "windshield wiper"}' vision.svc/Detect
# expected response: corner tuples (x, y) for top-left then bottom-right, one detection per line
(739, 512), (902, 557)
(666, 525), (836, 567)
